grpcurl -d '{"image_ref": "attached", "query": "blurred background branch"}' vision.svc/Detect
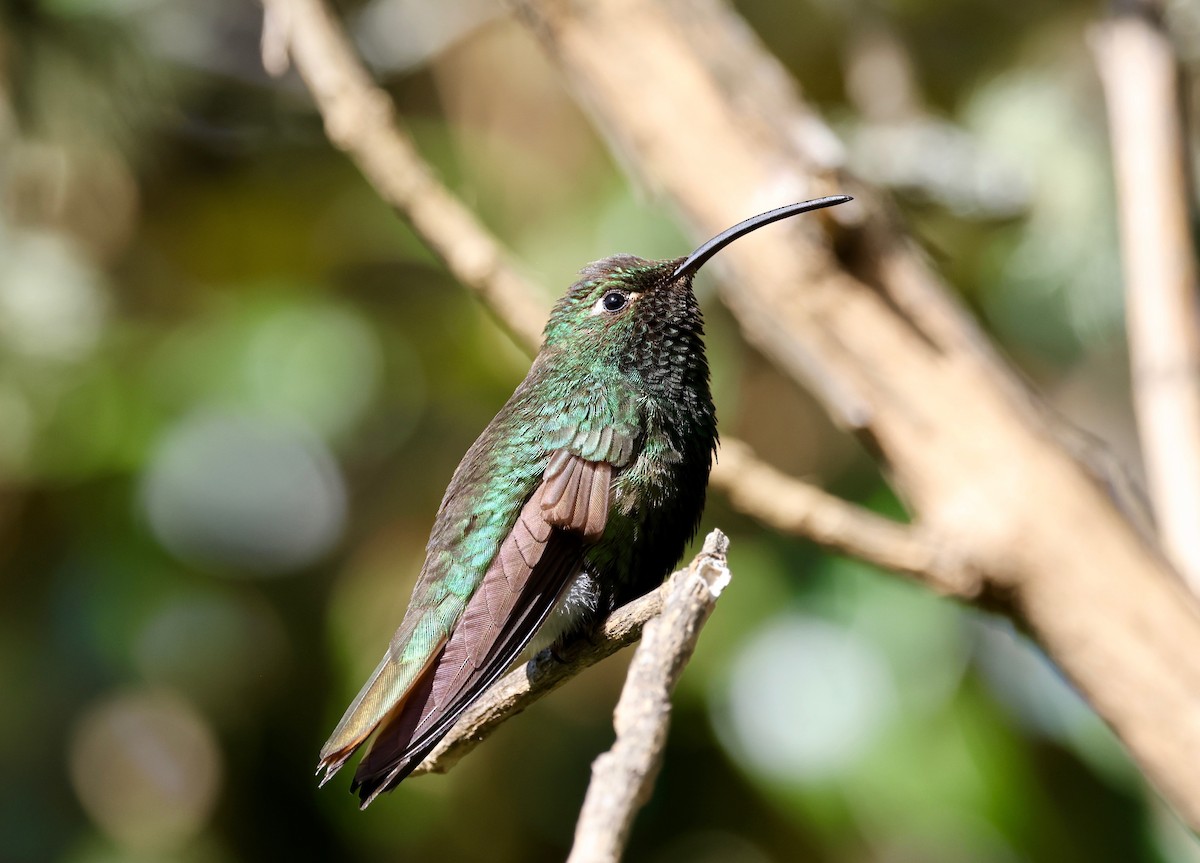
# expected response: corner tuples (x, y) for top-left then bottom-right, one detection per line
(1093, 0), (1200, 594)
(260, 0), (546, 348)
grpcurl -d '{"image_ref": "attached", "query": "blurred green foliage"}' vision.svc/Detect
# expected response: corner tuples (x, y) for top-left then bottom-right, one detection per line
(0, 0), (1194, 861)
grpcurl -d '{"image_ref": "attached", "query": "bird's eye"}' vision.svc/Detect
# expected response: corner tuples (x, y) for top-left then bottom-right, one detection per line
(588, 289), (638, 317)
(601, 291), (628, 313)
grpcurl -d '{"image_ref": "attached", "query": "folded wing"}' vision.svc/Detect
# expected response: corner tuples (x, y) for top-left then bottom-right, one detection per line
(334, 451), (614, 807)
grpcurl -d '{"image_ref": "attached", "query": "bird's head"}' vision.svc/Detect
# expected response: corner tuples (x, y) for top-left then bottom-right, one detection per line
(540, 196), (852, 390)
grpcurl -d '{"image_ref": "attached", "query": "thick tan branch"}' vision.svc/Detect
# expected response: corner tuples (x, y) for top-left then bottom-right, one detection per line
(567, 531), (730, 863)
(508, 0), (1200, 829)
(1093, 5), (1200, 592)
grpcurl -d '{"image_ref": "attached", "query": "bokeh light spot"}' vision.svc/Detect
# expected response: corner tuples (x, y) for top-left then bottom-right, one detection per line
(68, 689), (221, 854)
(243, 303), (383, 440)
(141, 410), (347, 575)
(714, 614), (896, 783)
(0, 230), (106, 363)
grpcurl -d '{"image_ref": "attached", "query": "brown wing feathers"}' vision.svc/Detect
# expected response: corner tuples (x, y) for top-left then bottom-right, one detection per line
(543, 452), (611, 542)
(348, 451), (611, 805)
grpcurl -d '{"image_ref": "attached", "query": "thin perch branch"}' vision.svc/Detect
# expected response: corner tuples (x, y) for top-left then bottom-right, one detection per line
(413, 573), (665, 776)
(1092, 1), (1200, 593)
(567, 530), (731, 863)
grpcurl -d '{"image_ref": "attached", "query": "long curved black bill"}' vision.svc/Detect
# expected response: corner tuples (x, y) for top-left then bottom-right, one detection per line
(672, 195), (853, 280)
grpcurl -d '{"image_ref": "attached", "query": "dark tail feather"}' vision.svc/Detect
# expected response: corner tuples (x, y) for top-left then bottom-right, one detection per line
(349, 658), (442, 806)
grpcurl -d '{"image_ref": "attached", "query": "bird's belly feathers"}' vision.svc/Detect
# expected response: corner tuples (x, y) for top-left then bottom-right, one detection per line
(526, 568), (600, 654)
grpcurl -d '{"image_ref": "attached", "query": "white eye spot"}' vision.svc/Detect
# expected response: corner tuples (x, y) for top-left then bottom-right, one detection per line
(590, 290), (639, 316)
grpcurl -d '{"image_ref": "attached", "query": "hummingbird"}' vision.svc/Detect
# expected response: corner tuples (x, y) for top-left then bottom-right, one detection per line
(318, 195), (852, 807)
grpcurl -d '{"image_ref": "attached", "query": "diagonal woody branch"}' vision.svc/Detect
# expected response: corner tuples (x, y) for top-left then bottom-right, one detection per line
(1092, 0), (1200, 593)
(711, 439), (976, 596)
(263, 0), (546, 348)
(507, 0), (1200, 829)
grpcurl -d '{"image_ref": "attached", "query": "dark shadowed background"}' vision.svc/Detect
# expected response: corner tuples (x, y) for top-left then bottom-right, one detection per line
(0, 0), (1194, 860)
